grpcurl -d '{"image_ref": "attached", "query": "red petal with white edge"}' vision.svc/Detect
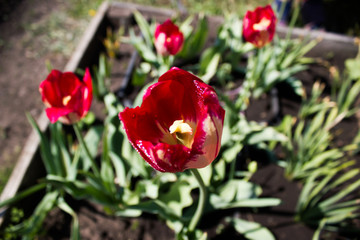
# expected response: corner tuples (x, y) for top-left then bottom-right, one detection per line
(45, 107), (73, 124)
(136, 141), (191, 172)
(186, 86), (225, 169)
(81, 68), (93, 114)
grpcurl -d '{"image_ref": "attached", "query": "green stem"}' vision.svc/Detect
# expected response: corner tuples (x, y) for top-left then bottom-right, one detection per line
(188, 168), (207, 232)
(229, 157), (236, 180)
(73, 123), (100, 176)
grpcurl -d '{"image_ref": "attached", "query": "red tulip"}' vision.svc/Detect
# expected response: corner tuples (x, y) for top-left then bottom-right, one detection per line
(154, 19), (184, 56)
(242, 5), (277, 48)
(119, 67), (225, 172)
(39, 68), (92, 124)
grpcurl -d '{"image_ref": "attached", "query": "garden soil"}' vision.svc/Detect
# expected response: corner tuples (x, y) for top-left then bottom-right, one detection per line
(0, 0), (70, 190)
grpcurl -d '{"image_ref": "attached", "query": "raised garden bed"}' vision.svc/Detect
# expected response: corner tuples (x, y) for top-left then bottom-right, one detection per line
(1, 2), (359, 240)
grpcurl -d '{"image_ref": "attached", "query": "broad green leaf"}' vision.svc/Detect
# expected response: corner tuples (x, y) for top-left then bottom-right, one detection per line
(128, 199), (181, 222)
(81, 125), (104, 171)
(199, 47), (221, 83)
(230, 217), (276, 240)
(197, 165), (212, 186)
(222, 143), (242, 163)
(345, 58), (360, 79)
(211, 180), (262, 208)
(246, 127), (287, 145)
(159, 179), (194, 217)
(109, 152), (127, 187)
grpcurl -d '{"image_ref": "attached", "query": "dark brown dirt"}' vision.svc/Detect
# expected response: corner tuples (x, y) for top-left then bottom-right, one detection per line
(0, 0), (70, 190)
(39, 200), (175, 240)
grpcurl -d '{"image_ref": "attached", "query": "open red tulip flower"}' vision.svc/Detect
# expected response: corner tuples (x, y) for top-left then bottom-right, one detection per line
(119, 67), (225, 173)
(242, 5), (277, 48)
(154, 19), (184, 56)
(39, 68), (93, 124)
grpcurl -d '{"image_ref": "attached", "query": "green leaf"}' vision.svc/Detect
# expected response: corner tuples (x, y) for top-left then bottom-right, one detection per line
(179, 14), (208, 59)
(129, 28), (157, 63)
(214, 159), (226, 182)
(109, 152), (127, 187)
(7, 191), (59, 237)
(159, 178), (194, 217)
(80, 125), (104, 171)
(229, 217), (276, 240)
(211, 180), (267, 209)
(319, 178), (360, 209)
(133, 10), (153, 48)
(221, 198), (281, 209)
(57, 197), (80, 240)
(134, 179), (159, 199)
(345, 58), (360, 79)
(26, 113), (56, 174)
(222, 143), (242, 163)
(199, 47), (221, 83)
(53, 122), (75, 179)
(0, 183), (47, 209)
(197, 165), (212, 186)
(128, 199), (181, 222)
(246, 127), (287, 145)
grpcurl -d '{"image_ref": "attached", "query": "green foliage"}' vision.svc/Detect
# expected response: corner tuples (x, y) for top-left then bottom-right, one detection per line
(296, 160), (360, 236)
(226, 217), (276, 240)
(92, 53), (112, 99)
(245, 36), (317, 98)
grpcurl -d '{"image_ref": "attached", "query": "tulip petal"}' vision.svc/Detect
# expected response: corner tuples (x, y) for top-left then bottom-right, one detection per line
(45, 107), (73, 124)
(135, 141), (191, 172)
(119, 106), (164, 143)
(141, 80), (197, 129)
(39, 70), (63, 107)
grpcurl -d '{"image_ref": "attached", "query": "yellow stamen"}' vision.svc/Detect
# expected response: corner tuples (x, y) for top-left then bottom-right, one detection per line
(169, 120), (193, 148)
(253, 18), (271, 31)
(62, 95), (71, 106)
(169, 120), (192, 134)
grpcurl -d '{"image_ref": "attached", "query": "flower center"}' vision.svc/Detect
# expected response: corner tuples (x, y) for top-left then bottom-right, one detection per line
(253, 18), (271, 31)
(62, 95), (72, 106)
(169, 120), (193, 148)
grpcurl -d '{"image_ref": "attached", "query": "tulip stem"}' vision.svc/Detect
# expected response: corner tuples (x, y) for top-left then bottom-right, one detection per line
(188, 168), (207, 233)
(73, 124), (100, 176)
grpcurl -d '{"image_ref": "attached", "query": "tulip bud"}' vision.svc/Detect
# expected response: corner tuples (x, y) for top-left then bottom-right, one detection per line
(39, 68), (93, 124)
(242, 5), (277, 48)
(154, 19), (184, 56)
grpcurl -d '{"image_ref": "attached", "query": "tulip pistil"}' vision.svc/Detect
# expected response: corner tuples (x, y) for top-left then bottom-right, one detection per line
(253, 18), (271, 31)
(169, 120), (193, 148)
(62, 95), (72, 106)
